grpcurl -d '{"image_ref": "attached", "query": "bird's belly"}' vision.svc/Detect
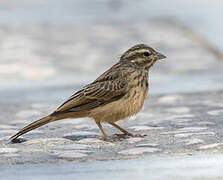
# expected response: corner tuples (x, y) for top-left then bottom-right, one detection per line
(90, 87), (148, 123)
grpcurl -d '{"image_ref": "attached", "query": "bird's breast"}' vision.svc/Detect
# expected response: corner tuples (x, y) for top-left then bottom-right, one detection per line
(90, 81), (148, 123)
(124, 83), (148, 116)
(90, 71), (149, 123)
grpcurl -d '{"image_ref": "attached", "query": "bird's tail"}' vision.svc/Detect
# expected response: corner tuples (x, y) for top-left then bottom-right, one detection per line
(9, 115), (54, 141)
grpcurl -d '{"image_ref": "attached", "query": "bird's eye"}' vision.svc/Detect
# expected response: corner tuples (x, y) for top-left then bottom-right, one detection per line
(143, 52), (150, 57)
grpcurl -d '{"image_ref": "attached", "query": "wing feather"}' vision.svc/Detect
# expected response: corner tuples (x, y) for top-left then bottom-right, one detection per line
(54, 65), (128, 114)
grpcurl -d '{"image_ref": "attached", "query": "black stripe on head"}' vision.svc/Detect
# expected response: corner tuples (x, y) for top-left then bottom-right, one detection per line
(120, 44), (155, 60)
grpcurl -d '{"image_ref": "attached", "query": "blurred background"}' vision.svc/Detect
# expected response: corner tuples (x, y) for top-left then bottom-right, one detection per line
(1, 0), (223, 47)
(0, 0), (223, 104)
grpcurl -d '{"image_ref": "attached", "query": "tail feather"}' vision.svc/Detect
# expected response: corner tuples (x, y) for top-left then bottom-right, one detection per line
(9, 116), (53, 141)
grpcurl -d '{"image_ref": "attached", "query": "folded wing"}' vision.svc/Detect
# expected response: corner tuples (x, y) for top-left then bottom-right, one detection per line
(53, 66), (127, 115)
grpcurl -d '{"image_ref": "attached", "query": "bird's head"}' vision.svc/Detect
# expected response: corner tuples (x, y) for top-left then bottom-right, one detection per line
(120, 44), (166, 70)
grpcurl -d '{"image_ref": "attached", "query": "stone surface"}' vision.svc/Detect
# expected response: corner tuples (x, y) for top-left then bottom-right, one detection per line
(128, 125), (164, 131)
(1, 91), (223, 165)
(0, 148), (18, 154)
(185, 139), (204, 145)
(2, 154), (223, 180)
(55, 151), (88, 159)
(174, 132), (215, 138)
(118, 147), (162, 155)
(199, 143), (223, 150)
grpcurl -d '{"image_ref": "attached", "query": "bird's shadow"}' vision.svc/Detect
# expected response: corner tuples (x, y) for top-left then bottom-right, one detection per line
(63, 134), (128, 142)
(9, 138), (26, 144)
(9, 134), (132, 144)
(9, 135), (98, 144)
(63, 134), (98, 141)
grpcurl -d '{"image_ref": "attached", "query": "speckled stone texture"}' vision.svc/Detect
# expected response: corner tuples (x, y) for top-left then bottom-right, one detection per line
(0, 91), (223, 165)
(1, 19), (223, 165)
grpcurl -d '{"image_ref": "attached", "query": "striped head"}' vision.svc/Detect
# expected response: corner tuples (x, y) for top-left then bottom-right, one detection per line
(120, 44), (166, 70)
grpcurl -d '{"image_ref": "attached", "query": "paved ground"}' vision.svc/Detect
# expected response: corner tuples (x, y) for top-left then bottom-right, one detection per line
(1, 19), (223, 166)
(1, 1), (223, 179)
(1, 91), (223, 165)
(2, 155), (223, 180)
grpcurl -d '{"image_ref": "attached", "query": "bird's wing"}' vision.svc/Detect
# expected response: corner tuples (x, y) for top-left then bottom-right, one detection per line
(54, 68), (127, 114)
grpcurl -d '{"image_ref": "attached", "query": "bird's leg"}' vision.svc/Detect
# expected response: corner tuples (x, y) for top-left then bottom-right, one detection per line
(95, 121), (124, 142)
(96, 121), (107, 137)
(109, 122), (133, 137)
(109, 122), (146, 138)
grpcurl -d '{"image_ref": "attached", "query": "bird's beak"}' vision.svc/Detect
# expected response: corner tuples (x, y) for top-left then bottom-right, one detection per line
(155, 52), (166, 60)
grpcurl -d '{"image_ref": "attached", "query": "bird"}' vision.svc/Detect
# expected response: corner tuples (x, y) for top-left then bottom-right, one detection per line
(9, 44), (166, 142)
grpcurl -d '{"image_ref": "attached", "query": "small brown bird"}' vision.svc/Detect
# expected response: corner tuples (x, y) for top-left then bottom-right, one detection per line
(10, 44), (166, 141)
